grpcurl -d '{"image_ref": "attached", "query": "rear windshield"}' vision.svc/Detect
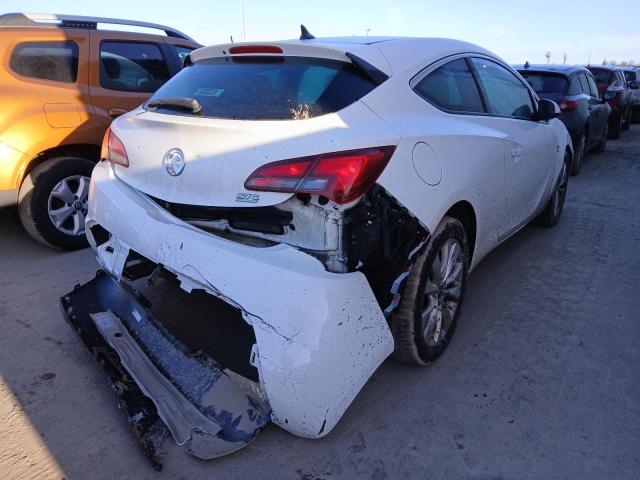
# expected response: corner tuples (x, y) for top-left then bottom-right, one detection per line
(144, 56), (377, 120)
(589, 69), (613, 85)
(519, 72), (567, 96)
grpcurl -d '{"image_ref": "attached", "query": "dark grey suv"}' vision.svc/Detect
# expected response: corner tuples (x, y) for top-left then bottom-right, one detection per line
(515, 64), (611, 175)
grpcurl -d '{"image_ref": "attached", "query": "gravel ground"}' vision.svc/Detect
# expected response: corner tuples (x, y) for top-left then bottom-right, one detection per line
(1, 126), (639, 480)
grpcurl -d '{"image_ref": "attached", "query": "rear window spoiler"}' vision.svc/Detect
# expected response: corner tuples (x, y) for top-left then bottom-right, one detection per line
(346, 51), (389, 85)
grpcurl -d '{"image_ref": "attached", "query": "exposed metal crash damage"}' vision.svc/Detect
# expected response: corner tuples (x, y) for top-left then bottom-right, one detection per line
(60, 271), (269, 470)
(345, 185), (429, 316)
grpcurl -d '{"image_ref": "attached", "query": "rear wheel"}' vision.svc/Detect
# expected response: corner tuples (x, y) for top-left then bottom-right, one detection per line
(18, 157), (94, 250)
(609, 112), (623, 139)
(621, 106), (631, 131)
(391, 216), (469, 366)
(538, 155), (569, 228)
(570, 133), (586, 176)
(594, 123), (608, 153)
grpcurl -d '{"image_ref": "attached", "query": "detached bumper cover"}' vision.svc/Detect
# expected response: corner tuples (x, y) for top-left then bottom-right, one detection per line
(85, 161), (394, 439)
(61, 271), (269, 469)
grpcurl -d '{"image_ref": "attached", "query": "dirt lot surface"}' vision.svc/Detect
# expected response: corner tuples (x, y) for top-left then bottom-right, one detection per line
(1, 126), (639, 480)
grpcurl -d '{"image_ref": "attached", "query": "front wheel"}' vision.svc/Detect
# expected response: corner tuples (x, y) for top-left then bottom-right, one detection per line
(18, 157), (94, 250)
(538, 155), (569, 228)
(391, 216), (469, 366)
(570, 133), (586, 176)
(593, 123), (608, 153)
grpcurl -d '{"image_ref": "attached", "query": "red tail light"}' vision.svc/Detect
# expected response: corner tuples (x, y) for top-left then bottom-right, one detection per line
(558, 99), (578, 111)
(228, 45), (283, 55)
(244, 146), (396, 204)
(100, 127), (129, 167)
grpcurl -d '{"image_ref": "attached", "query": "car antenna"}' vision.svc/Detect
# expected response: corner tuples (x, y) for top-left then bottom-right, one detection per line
(300, 24), (315, 40)
(524, 61), (530, 69)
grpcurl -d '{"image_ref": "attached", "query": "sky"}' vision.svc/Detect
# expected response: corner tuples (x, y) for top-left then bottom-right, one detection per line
(2, 0), (639, 65)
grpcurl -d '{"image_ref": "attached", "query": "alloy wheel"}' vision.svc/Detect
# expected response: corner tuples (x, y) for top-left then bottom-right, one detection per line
(47, 175), (90, 236)
(421, 238), (464, 347)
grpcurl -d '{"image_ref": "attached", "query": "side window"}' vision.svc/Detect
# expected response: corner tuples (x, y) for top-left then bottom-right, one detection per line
(100, 41), (170, 93)
(567, 75), (582, 95)
(173, 45), (195, 64)
(470, 58), (535, 119)
(414, 58), (484, 113)
(10, 41), (78, 83)
(585, 73), (599, 98)
(577, 73), (591, 95)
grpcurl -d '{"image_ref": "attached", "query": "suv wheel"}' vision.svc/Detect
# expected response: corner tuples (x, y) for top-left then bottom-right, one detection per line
(594, 123), (608, 153)
(391, 216), (469, 366)
(609, 112), (623, 139)
(570, 133), (586, 176)
(538, 154), (569, 227)
(622, 106), (631, 131)
(18, 157), (95, 250)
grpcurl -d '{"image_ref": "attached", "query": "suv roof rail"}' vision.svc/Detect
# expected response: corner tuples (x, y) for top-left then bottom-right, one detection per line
(0, 13), (196, 42)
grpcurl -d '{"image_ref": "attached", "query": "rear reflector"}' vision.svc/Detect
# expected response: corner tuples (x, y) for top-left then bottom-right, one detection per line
(228, 45), (283, 55)
(100, 127), (129, 167)
(244, 146), (396, 204)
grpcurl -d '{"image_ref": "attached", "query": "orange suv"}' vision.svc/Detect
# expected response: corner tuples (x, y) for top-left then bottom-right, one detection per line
(0, 13), (200, 249)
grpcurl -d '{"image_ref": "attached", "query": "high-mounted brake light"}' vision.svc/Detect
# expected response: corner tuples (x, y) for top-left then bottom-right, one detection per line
(228, 45), (283, 55)
(100, 127), (129, 167)
(244, 146), (396, 204)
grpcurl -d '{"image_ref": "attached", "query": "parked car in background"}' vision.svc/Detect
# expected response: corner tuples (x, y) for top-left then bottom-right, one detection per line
(0, 13), (200, 249)
(516, 64), (611, 175)
(586, 65), (633, 139)
(62, 35), (573, 466)
(622, 67), (640, 122)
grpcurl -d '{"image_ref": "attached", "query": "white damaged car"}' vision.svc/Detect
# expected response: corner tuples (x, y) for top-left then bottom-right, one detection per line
(61, 31), (572, 467)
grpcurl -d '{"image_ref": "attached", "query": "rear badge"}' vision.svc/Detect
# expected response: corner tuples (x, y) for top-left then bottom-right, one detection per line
(163, 148), (185, 176)
(235, 192), (260, 203)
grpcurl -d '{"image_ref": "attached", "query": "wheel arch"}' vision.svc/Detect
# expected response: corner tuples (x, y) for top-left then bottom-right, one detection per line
(19, 144), (101, 187)
(444, 200), (477, 265)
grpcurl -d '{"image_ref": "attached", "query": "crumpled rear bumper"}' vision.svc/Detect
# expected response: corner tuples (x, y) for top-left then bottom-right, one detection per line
(80, 161), (394, 443)
(61, 271), (270, 469)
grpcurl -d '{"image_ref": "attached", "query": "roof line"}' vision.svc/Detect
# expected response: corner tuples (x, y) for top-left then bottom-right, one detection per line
(0, 13), (196, 42)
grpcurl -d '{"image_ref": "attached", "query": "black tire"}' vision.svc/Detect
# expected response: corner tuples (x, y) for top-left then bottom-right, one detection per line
(570, 133), (585, 176)
(18, 157), (95, 250)
(621, 106), (631, 131)
(609, 112), (623, 139)
(538, 154), (569, 228)
(593, 123), (608, 153)
(391, 216), (469, 366)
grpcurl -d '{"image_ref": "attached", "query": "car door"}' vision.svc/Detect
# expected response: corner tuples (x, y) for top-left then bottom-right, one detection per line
(584, 71), (607, 146)
(88, 31), (174, 124)
(469, 57), (556, 238)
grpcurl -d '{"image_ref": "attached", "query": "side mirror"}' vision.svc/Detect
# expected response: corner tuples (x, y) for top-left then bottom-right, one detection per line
(629, 80), (639, 90)
(534, 98), (560, 121)
(602, 90), (616, 102)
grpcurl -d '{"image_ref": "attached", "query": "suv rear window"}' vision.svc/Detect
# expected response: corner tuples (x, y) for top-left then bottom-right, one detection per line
(590, 69), (613, 85)
(519, 72), (567, 96)
(10, 41), (78, 83)
(144, 56), (377, 120)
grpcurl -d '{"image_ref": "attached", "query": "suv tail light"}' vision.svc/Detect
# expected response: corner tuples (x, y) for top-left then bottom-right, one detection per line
(558, 99), (578, 111)
(244, 146), (396, 204)
(100, 127), (129, 167)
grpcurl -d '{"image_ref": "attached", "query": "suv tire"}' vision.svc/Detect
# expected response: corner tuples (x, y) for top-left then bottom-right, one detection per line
(391, 216), (469, 366)
(18, 157), (95, 250)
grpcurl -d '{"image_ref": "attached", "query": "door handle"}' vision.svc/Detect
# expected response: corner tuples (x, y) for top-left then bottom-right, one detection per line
(108, 108), (127, 118)
(511, 147), (524, 158)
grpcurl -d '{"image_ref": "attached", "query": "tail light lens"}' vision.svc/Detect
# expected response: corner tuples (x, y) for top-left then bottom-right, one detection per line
(100, 127), (129, 167)
(244, 146), (396, 204)
(558, 99), (578, 111)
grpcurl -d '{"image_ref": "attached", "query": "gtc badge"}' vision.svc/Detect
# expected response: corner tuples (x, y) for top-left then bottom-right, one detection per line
(163, 148), (185, 176)
(235, 192), (260, 203)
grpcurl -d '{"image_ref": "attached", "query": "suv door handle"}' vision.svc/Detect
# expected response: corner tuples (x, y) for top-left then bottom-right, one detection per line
(108, 108), (127, 118)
